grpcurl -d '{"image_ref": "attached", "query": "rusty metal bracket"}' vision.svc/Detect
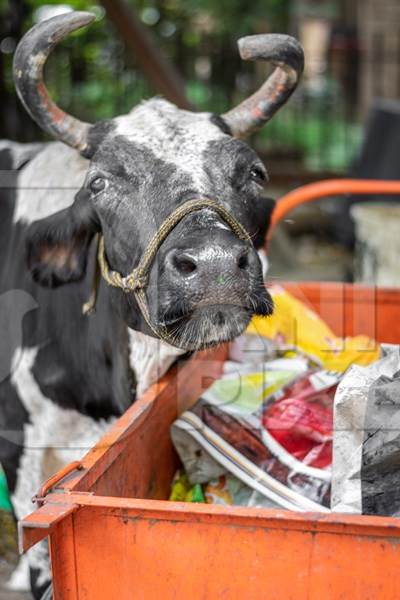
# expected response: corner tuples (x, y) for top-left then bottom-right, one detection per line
(32, 461), (84, 507)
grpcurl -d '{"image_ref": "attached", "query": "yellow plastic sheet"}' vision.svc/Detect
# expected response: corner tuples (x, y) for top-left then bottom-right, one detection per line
(247, 286), (380, 372)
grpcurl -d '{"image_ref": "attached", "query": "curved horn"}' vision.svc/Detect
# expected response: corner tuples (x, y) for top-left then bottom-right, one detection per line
(13, 11), (95, 152)
(222, 34), (304, 138)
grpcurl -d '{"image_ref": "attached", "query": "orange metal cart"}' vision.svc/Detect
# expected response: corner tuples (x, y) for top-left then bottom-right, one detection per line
(20, 179), (400, 599)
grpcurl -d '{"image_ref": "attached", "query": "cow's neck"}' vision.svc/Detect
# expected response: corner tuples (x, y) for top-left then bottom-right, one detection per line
(127, 328), (185, 396)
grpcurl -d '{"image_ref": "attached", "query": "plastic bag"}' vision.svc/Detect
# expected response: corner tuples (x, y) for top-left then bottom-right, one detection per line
(0, 468), (11, 512)
(169, 471), (205, 503)
(201, 360), (307, 416)
(261, 368), (338, 470)
(171, 363), (337, 512)
(263, 397), (333, 469)
(332, 346), (400, 515)
(246, 286), (380, 372)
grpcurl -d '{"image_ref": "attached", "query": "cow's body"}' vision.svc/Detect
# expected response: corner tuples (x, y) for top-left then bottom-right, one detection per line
(1, 122), (273, 597)
(0, 136), (185, 595)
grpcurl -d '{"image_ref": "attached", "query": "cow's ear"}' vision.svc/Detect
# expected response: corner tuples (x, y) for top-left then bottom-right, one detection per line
(26, 190), (99, 288)
(249, 196), (276, 249)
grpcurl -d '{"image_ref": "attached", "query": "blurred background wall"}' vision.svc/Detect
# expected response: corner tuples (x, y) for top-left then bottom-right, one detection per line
(0, 0), (399, 282)
(0, 0), (369, 173)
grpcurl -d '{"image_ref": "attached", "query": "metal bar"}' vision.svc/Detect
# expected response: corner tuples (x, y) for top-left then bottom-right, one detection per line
(269, 178), (400, 235)
(50, 513), (79, 600)
(37, 491), (400, 540)
(33, 461), (83, 506)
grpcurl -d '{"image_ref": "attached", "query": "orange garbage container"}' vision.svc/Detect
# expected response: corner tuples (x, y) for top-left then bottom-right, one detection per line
(20, 179), (400, 599)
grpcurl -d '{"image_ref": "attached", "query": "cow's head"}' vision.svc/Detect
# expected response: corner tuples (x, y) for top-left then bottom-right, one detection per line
(15, 12), (303, 350)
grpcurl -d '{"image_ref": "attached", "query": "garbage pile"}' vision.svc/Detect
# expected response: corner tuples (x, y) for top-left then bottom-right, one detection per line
(169, 286), (400, 516)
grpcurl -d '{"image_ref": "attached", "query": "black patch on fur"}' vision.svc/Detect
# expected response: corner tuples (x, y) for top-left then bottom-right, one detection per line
(26, 189), (100, 288)
(0, 378), (28, 493)
(0, 148), (17, 266)
(200, 137), (274, 246)
(83, 120), (115, 159)
(30, 566), (51, 600)
(0, 143), (44, 277)
(248, 195), (276, 248)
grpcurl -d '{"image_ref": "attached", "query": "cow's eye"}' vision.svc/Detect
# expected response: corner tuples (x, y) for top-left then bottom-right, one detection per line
(249, 166), (267, 185)
(89, 177), (107, 194)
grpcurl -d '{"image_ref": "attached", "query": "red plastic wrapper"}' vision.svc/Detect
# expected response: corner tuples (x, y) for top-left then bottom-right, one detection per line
(263, 371), (337, 469)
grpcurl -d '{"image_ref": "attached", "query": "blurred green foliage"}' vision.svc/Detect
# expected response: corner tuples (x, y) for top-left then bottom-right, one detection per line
(0, 0), (360, 171)
(2, 0), (291, 117)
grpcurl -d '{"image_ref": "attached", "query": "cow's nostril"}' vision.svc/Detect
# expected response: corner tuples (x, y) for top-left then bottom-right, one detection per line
(215, 311), (225, 326)
(173, 254), (197, 275)
(237, 251), (249, 270)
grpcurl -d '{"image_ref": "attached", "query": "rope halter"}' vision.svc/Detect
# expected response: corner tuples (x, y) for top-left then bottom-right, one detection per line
(83, 198), (252, 347)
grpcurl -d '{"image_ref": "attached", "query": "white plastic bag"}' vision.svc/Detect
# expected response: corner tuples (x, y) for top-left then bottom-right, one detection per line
(332, 346), (400, 515)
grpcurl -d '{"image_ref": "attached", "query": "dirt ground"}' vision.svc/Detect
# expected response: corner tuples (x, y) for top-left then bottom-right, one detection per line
(0, 563), (31, 600)
(0, 512), (31, 600)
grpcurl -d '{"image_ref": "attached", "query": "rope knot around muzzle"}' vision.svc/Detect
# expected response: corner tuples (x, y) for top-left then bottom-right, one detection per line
(83, 198), (252, 347)
(98, 240), (149, 292)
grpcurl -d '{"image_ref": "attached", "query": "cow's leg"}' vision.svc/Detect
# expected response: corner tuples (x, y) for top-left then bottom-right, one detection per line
(29, 541), (52, 599)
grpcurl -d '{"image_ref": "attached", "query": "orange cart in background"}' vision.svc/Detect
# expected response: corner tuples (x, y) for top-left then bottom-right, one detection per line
(20, 180), (400, 600)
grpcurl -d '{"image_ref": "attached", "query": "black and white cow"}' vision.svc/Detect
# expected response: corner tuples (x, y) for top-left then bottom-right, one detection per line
(0, 11), (303, 598)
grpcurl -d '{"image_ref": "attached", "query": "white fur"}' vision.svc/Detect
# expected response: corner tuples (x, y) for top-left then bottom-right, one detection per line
(128, 328), (184, 396)
(6, 554), (30, 591)
(13, 142), (89, 224)
(13, 101), (226, 225)
(115, 99), (227, 194)
(258, 248), (270, 280)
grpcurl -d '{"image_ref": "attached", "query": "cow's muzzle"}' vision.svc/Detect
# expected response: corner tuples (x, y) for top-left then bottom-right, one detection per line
(83, 198), (253, 349)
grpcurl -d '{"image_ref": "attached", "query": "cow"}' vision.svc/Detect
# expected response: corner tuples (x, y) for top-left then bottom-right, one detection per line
(0, 11), (303, 599)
